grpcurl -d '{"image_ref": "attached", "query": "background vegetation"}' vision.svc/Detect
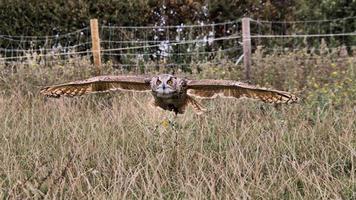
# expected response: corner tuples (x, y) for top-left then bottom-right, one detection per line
(0, 0), (354, 36)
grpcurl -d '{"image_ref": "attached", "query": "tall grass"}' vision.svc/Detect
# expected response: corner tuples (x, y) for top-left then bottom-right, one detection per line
(0, 48), (355, 199)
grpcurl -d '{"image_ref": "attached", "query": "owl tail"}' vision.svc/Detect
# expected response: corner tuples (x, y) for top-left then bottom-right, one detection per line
(187, 96), (207, 115)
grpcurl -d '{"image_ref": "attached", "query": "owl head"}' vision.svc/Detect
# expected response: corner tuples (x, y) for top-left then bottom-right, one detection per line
(150, 74), (187, 98)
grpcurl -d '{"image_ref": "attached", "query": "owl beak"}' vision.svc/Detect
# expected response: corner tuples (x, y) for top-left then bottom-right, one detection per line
(154, 84), (175, 98)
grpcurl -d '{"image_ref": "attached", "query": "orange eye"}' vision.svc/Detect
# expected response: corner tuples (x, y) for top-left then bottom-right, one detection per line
(167, 79), (173, 85)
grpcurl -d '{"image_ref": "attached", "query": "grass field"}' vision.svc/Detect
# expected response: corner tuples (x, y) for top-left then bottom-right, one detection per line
(0, 50), (355, 199)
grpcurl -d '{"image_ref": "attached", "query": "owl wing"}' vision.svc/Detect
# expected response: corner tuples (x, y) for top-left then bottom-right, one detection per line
(186, 79), (298, 104)
(40, 75), (151, 98)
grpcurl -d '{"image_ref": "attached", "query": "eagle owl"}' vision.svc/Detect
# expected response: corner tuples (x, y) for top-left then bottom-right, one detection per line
(40, 74), (299, 114)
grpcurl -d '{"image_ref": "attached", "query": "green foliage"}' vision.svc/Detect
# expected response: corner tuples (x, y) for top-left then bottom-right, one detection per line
(0, 0), (354, 37)
(306, 62), (355, 108)
(0, 0), (152, 36)
(250, 45), (355, 108)
(296, 0), (355, 21)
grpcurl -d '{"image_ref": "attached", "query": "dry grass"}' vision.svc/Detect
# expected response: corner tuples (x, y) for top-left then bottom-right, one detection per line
(0, 50), (355, 199)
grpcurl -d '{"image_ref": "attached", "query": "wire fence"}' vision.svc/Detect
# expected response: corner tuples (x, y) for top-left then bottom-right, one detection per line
(0, 17), (355, 70)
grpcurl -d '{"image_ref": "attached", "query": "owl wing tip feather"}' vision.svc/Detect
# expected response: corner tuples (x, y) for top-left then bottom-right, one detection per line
(40, 88), (60, 98)
(39, 87), (51, 96)
(40, 86), (72, 98)
(285, 93), (300, 104)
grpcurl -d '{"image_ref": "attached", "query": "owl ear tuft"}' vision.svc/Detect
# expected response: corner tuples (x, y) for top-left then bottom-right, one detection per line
(144, 78), (151, 84)
(180, 79), (187, 87)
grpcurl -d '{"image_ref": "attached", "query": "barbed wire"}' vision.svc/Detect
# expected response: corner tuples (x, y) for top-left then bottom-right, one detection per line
(0, 16), (353, 43)
(250, 32), (356, 38)
(100, 35), (240, 52)
(253, 56), (355, 61)
(102, 46), (241, 56)
(112, 59), (240, 67)
(250, 16), (356, 24)
(101, 40), (162, 44)
(0, 27), (89, 41)
(109, 56), (355, 70)
(0, 42), (92, 53)
(255, 45), (355, 52)
(0, 16), (353, 39)
(0, 34), (241, 61)
(0, 16), (355, 63)
(101, 19), (241, 30)
(0, 50), (90, 61)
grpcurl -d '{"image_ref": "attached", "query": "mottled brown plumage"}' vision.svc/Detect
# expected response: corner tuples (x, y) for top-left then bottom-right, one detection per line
(40, 74), (299, 114)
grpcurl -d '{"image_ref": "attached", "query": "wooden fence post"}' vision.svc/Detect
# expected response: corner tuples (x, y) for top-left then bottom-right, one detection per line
(242, 17), (251, 81)
(90, 19), (101, 75)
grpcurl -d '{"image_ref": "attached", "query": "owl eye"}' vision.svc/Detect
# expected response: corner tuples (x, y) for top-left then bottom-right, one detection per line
(156, 79), (161, 85)
(167, 79), (173, 85)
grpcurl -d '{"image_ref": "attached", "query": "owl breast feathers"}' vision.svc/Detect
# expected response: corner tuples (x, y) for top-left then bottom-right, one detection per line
(40, 74), (299, 115)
